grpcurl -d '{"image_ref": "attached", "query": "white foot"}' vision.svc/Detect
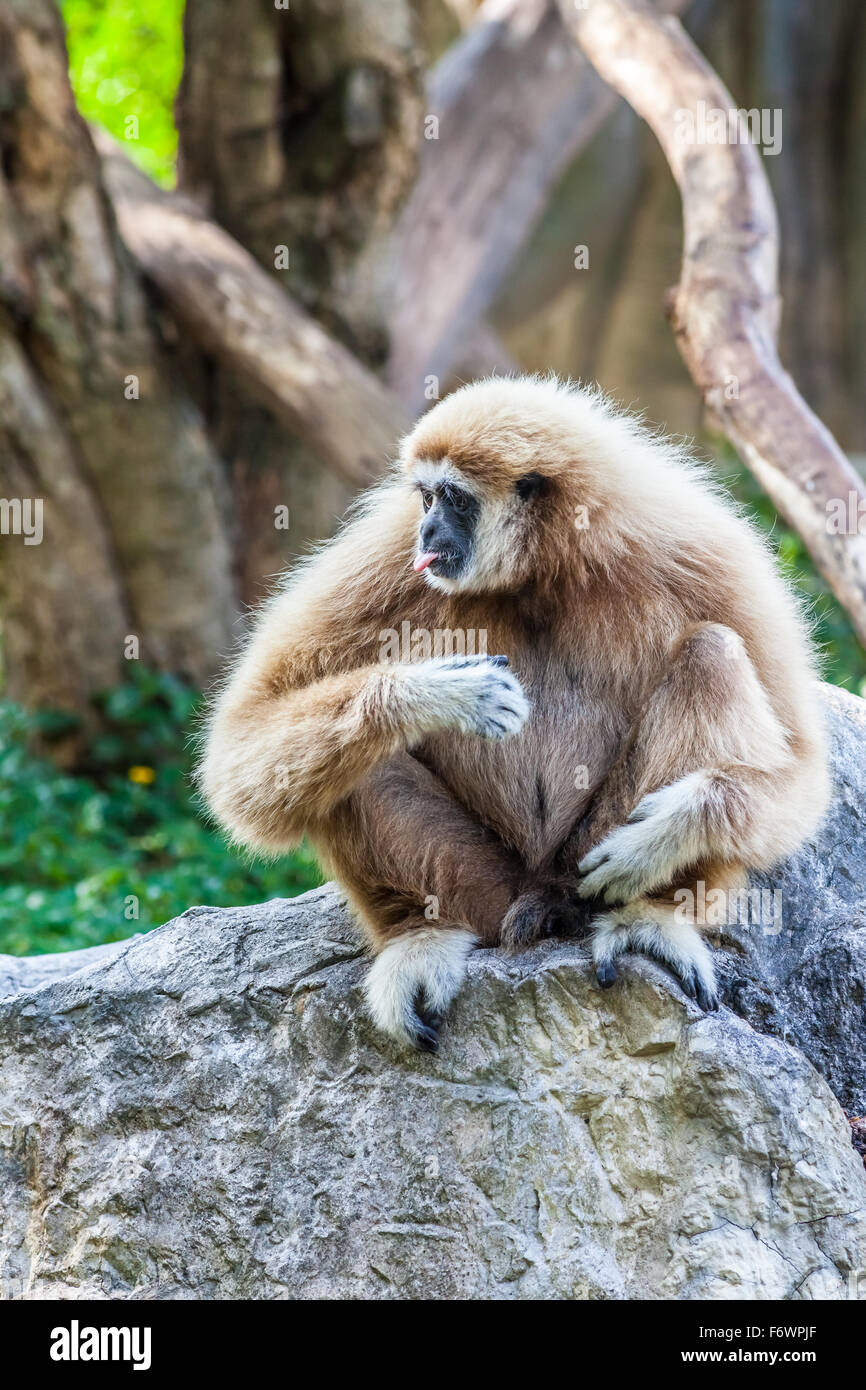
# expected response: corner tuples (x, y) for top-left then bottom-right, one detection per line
(590, 903), (719, 1011)
(364, 927), (477, 1050)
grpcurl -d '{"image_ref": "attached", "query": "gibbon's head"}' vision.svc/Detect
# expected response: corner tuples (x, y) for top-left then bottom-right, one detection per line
(400, 376), (572, 595)
(400, 374), (716, 595)
(399, 375), (625, 594)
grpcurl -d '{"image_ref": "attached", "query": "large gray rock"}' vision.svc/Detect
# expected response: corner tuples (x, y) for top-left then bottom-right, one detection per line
(1, 681), (865, 1300)
(1, 887), (865, 1300)
(0, 940), (125, 1002)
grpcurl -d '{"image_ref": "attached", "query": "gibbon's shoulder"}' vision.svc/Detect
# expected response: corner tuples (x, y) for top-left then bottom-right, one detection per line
(237, 479), (425, 680)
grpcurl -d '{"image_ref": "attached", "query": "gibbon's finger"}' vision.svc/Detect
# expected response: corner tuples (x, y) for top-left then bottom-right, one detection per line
(578, 843), (610, 874)
(489, 696), (526, 718)
(444, 654), (509, 669)
(596, 961), (618, 989)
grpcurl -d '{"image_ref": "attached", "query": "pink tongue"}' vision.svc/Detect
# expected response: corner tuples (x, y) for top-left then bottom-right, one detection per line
(413, 551), (439, 573)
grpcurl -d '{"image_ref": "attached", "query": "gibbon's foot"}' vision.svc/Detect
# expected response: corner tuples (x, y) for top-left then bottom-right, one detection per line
(364, 926), (477, 1051)
(412, 655), (529, 740)
(576, 776), (708, 904)
(589, 906), (720, 1012)
(500, 885), (585, 951)
(412, 989), (444, 1053)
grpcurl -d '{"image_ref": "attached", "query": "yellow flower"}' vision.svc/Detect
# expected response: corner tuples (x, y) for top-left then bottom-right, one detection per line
(128, 765), (156, 785)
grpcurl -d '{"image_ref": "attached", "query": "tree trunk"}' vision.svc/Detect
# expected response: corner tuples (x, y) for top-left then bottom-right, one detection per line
(497, 0), (866, 456)
(174, 0), (425, 604)
(0, 0), (236, 747)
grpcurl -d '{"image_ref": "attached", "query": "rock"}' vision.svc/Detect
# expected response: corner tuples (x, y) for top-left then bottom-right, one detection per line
(1, 680), (865, 1299)
(715, 683), (866, 1114)
(1, 888), (865, 1300)
(0, 940), (126, 1002)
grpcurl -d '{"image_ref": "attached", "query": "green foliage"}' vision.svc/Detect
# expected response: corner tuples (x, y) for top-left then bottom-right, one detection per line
(62, 0), (184, 186)
(0, 669), (323, 958)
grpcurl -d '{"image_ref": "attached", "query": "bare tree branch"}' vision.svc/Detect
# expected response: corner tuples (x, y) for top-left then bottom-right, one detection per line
(561, 0), (866, 647)
(387, 0), (687, 415)
(387, 0), (614, 414)
(96, 132), (407, 490)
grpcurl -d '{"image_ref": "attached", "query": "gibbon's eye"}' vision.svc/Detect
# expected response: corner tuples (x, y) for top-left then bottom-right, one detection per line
(421, 489), (435, 512)
(515, 471), (546, 502)
(447, 488), (473, 514)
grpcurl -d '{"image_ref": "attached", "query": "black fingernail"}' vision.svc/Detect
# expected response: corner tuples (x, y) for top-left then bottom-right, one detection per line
(491, 654), (508, 666)
(597, 962), (617, 989)
(415, 1023), (439, 1052)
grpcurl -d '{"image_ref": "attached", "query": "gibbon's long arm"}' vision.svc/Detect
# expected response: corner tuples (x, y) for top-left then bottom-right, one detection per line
(201, 649), (527, 853)
(556, 621), (797, 884)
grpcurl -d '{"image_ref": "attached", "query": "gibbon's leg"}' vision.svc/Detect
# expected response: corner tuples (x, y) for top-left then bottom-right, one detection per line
(312, 753), (526, 1051)
(560, 624), (795, 1006)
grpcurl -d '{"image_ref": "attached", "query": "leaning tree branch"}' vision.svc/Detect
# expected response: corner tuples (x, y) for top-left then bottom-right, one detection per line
(387, 0), (687, 416)
(561, 0), (866, 648)
(95, 132), (407, 490)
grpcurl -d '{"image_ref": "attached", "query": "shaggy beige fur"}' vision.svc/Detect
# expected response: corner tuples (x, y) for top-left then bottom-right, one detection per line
(199, 376), (829, 1046)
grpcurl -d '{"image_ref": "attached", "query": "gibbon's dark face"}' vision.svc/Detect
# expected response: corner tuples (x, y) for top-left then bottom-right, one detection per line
(413, 479), (480, 581)
(411, 463), (549, 594)
(414, 475), (480, 578)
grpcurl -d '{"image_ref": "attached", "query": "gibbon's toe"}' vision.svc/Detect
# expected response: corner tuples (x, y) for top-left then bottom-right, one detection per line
(694, 975), (720, 1012)
(596, 961), (618, 989)
(668, 963), (719, 1012)
(412, 1019), (440, 1053)
(414, 987), (444, 1031)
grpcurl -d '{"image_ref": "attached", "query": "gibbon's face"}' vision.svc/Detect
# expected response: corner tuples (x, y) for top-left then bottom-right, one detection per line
(411, 458), (546, 594)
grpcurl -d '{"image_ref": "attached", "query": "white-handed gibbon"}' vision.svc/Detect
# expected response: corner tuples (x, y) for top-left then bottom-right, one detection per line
(199, 376), (829, 1050)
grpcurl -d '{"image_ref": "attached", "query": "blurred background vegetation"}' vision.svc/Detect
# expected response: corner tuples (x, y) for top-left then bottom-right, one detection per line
(62, 0), (183, 184)
(1, 0), (864, 956)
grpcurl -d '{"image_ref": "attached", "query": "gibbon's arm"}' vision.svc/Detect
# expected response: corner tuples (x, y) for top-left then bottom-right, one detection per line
(201, 650), (526, 853)
(556, 621), (801, 886)
(199, 487), (528, 854)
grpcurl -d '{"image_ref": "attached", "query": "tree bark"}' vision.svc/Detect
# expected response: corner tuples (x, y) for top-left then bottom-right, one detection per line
(495, 1), (866, 460)
(97, 136), (407, 492)
(561, 0), (866, 648)
(174, 0), (424, 602)
(386, 0), (689, 416)
(0, 0), (236, 744)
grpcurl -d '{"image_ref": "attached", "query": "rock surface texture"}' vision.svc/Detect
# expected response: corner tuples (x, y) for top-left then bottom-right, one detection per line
(1, 684), (865, 1300)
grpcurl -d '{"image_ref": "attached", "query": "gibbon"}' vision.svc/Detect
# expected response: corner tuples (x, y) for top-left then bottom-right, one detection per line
(199, 376), (829, 1051)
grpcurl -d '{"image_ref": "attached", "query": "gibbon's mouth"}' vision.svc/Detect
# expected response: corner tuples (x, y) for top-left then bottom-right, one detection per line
(413, 550), (463, 578)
